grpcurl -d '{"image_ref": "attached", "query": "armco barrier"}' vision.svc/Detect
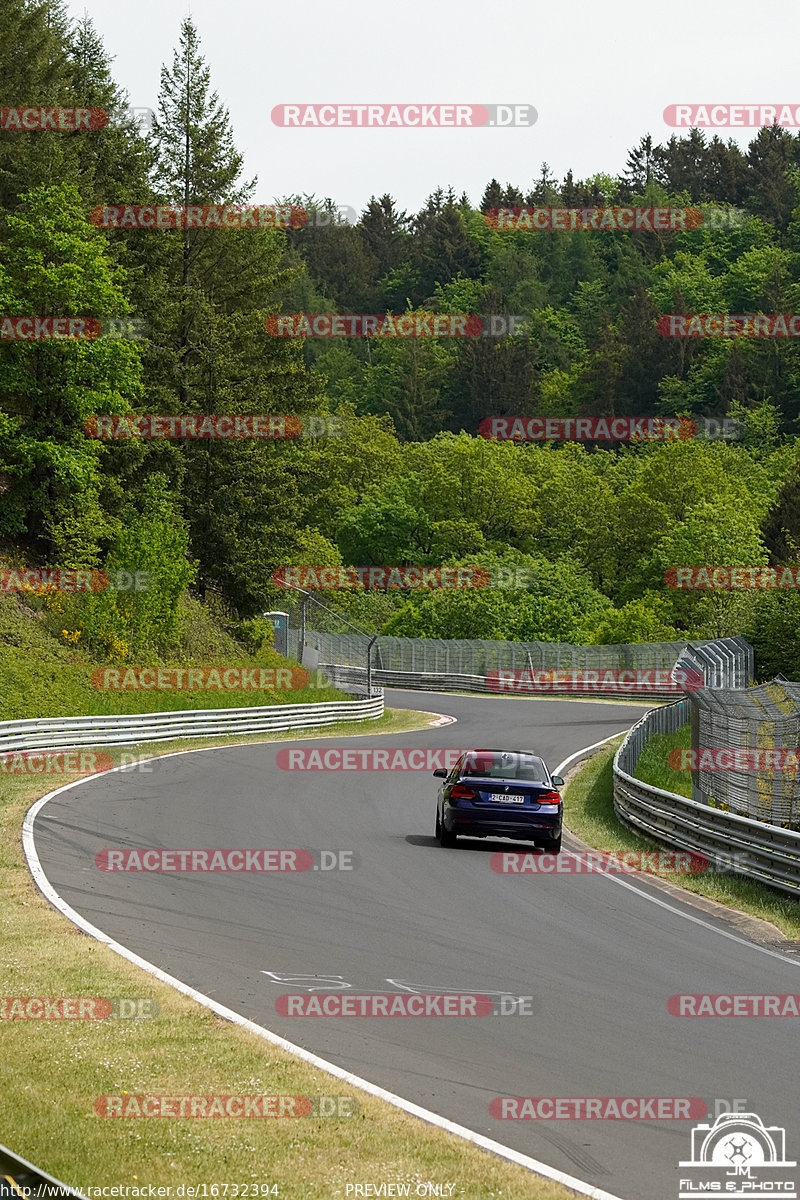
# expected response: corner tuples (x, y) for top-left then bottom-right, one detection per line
(314, 635), (752, 700)
(320, 663), (686, 700)
(613, 701), (800, 897)
(0, 1141), (86, 1198)
(0, 695), (384, 756)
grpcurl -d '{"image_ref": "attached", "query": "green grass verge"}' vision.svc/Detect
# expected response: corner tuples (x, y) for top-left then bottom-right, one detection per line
(0, 708), (577, 1200)
(563, 739), (800, 940)
(633, 723), (692, 797)
(0, 591), (351, 720)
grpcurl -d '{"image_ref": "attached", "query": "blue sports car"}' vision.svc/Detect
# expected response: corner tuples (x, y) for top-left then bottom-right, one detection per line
(434, 748), (564, 851)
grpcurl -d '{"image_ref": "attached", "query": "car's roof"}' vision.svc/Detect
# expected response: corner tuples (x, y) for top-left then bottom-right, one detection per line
(458, 749), (549, 775)
(462, 748), (546, 761)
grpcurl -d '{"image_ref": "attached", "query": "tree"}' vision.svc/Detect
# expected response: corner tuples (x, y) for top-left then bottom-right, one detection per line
(136, 18), (324, 611)
(582, 595), (679, 645)
(640, 499), (768, 637)
(0, 0), (71, 209)
(746, 126), (798, 230)
(358, 326), (455, 441)
(479, 179), (504, 213)
(411, 188), (484, 302)
(151, 17), (254, 406)
(622, 135), (659, 195)
(79, 474), (196, 658)
(336, 486), (432, 565)
(358, 195), (409, 286)
(381, 550), (611, 641)
(0, 185), (143, 563)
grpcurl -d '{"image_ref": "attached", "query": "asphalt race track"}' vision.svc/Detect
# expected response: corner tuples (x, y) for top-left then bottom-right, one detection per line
(30, 690), (800, 1200)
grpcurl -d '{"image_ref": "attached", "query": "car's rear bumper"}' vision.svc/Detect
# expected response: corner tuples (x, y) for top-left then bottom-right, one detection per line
(445, 808), (561, 840)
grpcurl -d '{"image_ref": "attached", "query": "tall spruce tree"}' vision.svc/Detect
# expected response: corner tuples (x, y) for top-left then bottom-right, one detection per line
(139, 18), (323, 610)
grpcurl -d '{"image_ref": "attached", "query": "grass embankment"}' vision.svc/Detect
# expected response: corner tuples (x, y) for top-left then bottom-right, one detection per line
(633, 722), (692, 798)
(0, 590), (346, 719)
(563, 736), (800, 940)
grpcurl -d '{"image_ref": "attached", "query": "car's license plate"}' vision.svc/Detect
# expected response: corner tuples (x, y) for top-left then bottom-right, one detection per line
(490, 793), (525, 804)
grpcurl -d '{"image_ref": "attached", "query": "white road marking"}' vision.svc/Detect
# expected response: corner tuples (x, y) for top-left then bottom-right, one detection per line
(23, 755), (625, 1200)
(553, 743), (800, 970)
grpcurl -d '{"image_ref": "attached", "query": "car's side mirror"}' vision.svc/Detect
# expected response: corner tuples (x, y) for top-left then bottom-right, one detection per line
(551, 775), (565, 787)
(433, 768), (447, 778)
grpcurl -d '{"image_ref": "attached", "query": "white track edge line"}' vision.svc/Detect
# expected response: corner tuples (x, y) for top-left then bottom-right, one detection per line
(22, 750), (624, 1200)
(553, 744), (800, 970)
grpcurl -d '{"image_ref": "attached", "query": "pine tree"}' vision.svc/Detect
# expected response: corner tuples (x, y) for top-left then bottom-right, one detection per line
(746, 126), (797, 229)
(150, 18), (255, 405)
(622, 135), (659, 197)
(479, 179), (504, 212)
(136, 18), (324, 608)
(530, 162), (558, 205)
(358, 194), (409, 282)
(0, 0), (71, 208)
(64, 15), (154, 208)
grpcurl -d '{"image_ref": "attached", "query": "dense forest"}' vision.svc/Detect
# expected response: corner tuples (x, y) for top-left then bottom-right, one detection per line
(3, 2), (800, 680)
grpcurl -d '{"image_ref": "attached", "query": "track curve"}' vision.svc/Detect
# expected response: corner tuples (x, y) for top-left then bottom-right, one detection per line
(29, 691), (800, 1200)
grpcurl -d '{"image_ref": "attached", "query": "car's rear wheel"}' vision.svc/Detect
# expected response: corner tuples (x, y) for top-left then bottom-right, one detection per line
(540, 832), (562, 853)
(436, 807), (457, 848)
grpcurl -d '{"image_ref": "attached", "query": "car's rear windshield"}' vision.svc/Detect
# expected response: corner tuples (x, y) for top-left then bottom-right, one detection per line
(461, 751), (546, 781)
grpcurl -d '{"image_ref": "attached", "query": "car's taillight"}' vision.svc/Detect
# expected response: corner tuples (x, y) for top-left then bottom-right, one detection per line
(450, 784), (475, 799)
(538, 790), (561, 803)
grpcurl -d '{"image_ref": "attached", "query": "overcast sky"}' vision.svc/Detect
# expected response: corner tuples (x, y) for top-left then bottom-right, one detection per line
(66, 0), (800, 215)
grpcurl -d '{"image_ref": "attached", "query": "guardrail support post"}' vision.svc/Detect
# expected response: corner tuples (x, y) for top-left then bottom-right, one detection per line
(367, 634), (378, 696)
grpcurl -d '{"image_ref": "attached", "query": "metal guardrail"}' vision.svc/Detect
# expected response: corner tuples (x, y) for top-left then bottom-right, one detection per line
(0, 1142), (87, 1198)
(316, 635), (752, 699)
(320, 663), (685, 700)
(0, 695), (384, 755)
(613, 702), (800, 897)
(309, 633), (753, 686)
